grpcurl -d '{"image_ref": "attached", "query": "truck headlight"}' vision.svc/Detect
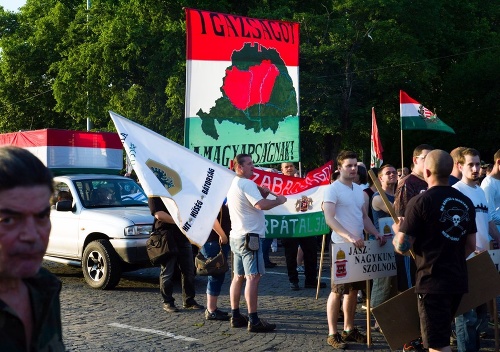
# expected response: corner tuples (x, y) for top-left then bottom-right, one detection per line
(124, 224), (153, 236)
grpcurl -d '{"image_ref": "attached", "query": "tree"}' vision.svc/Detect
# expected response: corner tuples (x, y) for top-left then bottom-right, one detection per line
(0, 0), (498, 168)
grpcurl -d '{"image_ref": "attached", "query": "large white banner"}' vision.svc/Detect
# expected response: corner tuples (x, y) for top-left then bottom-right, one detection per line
(109, 111), (236, 246)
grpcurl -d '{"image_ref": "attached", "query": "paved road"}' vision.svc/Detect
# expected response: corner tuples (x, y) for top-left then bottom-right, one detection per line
(43, 246), (500, 352)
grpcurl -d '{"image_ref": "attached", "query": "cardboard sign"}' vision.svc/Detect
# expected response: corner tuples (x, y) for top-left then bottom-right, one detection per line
(488, 249), (500, 271)
(372, 252), (500, 350)
(331, 240), (396, 284)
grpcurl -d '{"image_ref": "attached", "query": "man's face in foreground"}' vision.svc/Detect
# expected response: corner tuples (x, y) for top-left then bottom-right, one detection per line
(0, 185), (52, 279)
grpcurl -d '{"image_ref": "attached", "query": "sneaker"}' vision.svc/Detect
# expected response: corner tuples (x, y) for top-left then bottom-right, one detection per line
(297, 265), (305, 273)
(205, 308), (230, 321)
(163, 303), (179, 313)
(403, 337), (425, 351)
(327, 333), (347, 349)
(247, 318), (276, 332)
(183, 301), (204, 310)
(230, 314), (249, 328)
(342, 327), (367, 343)
(290, 282), (300, 291)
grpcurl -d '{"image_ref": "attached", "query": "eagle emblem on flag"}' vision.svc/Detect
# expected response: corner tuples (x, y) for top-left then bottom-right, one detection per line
(295, 196), (313, 212)
(418, 105), (438, 122)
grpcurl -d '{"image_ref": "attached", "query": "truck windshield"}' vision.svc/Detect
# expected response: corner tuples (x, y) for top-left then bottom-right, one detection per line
(74, 179), (148, 208)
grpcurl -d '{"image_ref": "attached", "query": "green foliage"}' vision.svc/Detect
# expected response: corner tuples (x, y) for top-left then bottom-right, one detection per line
(0, 0), (498, 168)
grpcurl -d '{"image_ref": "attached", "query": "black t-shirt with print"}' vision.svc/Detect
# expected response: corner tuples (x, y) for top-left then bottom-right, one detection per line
(401, 186), (477, 294)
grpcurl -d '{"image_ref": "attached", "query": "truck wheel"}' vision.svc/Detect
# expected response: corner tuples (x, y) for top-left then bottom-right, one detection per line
(82, 240), (122, 289)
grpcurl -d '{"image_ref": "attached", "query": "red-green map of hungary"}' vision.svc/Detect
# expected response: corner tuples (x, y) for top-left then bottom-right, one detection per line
(223, 59), (279, 111)
(197, 43), (298, 139)
(185, 9), (300, 166)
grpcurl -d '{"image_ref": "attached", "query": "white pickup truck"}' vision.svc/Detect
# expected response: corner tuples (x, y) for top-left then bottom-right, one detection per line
(45, 174), (154, 289)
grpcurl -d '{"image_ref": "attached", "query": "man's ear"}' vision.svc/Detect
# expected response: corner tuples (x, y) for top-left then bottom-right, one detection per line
(425, 168), (432, 178)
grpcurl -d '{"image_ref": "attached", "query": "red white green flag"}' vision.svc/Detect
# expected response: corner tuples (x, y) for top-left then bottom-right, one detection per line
(400, 90), (455, 134)
(370, 107), (383, 168)
(185, 9), (300, 167)
(251, 162), (332, 238)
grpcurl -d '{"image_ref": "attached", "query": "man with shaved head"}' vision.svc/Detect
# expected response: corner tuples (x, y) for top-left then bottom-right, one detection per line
(393, 150), (477, 352)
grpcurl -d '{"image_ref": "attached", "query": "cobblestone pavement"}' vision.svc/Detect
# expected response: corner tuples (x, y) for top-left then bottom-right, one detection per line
(43, 245), (500, 352)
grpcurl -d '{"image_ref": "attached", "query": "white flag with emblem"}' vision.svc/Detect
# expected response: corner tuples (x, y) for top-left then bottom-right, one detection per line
(109, 111), (236, 246)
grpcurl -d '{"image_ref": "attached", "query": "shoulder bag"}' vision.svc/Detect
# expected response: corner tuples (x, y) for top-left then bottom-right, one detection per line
(195, 249), (229, 276)
(146, 229), (178, 266)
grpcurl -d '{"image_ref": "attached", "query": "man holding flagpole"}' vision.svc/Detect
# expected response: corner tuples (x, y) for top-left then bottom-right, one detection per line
(108, 110), (237, 312)
(394, 143), (434, 352)
(227, 154), (287, 333)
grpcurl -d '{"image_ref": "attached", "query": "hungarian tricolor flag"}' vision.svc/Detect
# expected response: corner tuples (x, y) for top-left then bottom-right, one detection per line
(251, 162), (332, 238)
(370, 107), (383, 168)
(400, 90), (455, 134)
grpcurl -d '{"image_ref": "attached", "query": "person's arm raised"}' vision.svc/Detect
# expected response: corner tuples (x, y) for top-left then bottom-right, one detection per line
(255, 195), (287, 210)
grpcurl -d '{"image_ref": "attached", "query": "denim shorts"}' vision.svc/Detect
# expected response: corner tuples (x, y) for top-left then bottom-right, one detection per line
(230, 236), (265, 276)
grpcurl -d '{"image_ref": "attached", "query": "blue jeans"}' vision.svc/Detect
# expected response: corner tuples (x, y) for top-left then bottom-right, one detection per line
(262, 238), (273, 265)
(200, 240), (230, 296)
(159, 240), (196, 306)
(230, 236), (265, 276)
(455, 303), (488, 352)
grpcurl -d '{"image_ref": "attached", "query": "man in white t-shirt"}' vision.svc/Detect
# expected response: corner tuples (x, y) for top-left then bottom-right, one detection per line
(453, 147), (500, 352)
(453, 148), (500, 251)
(226, 154), (286, 333)
(323, 150), (386, 350)
(481, 149), (500, 232)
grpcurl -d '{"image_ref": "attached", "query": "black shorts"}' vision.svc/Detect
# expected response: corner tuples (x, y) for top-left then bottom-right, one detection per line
(331, 280), (365, 294)
(417, 293), (463, 349)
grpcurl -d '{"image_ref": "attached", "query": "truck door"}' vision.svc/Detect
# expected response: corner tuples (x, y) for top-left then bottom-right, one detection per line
(47, 181), (80, 257)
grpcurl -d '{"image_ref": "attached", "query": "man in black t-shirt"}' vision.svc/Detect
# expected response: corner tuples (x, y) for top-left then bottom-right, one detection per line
(392, 150), (477, 352)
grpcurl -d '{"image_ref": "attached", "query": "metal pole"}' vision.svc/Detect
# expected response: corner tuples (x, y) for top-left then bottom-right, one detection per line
(86, 0), (92, 131)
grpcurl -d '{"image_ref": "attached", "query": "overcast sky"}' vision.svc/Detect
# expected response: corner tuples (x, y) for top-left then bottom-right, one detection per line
(1, 0), (26, 12)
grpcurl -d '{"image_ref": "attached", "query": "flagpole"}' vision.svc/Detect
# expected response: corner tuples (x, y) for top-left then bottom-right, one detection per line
(400, 129), (404, 171)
